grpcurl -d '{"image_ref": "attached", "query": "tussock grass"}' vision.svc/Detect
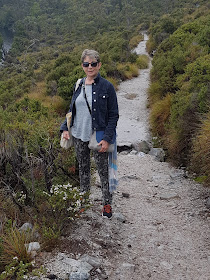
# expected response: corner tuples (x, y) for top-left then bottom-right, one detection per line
(0, 227), (33, 265)
(148, 81), (164, 106)
(136, 54), (149, 69)
(191, 112), (210, 185)
(129, 34), (144, 49)
(150, 94), (171, 136)
(117, 63), (139, 80)
(28, 82), (67, 114)
(146, 35), (156, 54)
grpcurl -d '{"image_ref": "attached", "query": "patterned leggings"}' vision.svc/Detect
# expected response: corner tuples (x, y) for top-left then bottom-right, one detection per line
(73, 137), (112, 205)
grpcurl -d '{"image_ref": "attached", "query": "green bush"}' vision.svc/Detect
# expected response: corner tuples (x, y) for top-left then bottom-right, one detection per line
(149, 14), (210, 166)
(116, 62), (139, 80)
(191, 112), (210, 185)
(136, 54), (149, 69)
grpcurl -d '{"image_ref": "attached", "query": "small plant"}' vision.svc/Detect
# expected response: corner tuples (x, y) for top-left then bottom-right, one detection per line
(41, 224), (61, 251)
(0, 258), (32, 280)
(0, 226), (33, 266)
(41, 183), (90, 226)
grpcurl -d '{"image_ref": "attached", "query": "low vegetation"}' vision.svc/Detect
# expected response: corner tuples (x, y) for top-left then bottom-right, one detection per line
(148, 4), (210, 184)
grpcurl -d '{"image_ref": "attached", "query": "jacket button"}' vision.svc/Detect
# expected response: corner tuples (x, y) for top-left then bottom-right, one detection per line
(94, 100), (96, 102)
(93, 92), (96, 94)
(93, 108), (96, 111)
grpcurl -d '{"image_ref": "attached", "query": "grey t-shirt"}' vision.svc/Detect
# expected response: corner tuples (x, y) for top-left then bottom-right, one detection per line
(71, 84), (92, 142)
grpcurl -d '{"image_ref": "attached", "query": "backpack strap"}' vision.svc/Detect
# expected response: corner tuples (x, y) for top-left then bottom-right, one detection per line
(75, 78), (82, 91)
(82, 82), (92, 115)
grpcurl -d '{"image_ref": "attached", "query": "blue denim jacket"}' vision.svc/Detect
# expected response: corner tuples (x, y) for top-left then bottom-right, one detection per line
(60, 73), (119, 144)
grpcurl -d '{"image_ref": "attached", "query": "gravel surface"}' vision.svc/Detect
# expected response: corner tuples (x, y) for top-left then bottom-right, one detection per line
(39, 34), (210, 280)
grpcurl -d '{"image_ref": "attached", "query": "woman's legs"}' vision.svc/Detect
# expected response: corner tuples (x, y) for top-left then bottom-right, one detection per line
(73, 137), (112, 204)
(93, 151), (112, 205)
(73, 137), (90, 192)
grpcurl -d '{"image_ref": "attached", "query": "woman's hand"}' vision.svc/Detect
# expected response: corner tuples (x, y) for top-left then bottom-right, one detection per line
(63, 130), (70, 140)
(98, 140), (109, 153)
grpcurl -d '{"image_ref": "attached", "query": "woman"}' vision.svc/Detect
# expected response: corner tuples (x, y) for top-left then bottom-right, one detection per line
(60, 49), (119, 218)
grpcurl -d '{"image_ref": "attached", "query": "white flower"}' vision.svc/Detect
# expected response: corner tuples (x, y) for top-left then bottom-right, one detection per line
(13, 256), (18, 260)
(76, 200), (81, 207)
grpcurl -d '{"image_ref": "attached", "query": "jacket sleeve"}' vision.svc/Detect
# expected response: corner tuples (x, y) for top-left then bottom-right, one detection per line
(103, 83), (119, 143)
(60, 111), (69, 133)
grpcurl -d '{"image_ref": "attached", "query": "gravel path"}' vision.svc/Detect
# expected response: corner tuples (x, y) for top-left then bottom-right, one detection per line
(117, 33), (151, 146)
(41, 34), (210, 280)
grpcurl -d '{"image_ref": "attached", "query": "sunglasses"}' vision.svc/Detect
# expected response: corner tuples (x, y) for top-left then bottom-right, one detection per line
(82, 61), (98, 67)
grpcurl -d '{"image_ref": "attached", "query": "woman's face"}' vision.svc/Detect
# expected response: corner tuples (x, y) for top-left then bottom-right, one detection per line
(82, 56), (101, 80)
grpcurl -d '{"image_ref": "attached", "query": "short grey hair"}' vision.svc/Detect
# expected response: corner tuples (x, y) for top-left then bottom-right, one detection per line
(81, 49), (100, 62)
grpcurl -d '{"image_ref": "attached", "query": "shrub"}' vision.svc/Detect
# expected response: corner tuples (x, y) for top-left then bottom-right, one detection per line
(49, 96), (67, 115)
(116, 63), (139, 80)
(129, 34), (144, 49)
(150, 94), (172, 136)
(191, 112), (210, 185)
(42, 183), (89, 223)
(107, 77), (119, 91)
(148, 81), (164, 106)
(146, 35), (156, 54)
(136, 54), (149, 69)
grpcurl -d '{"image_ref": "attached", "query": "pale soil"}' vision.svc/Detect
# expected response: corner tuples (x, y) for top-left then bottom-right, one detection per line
(41, 34), (210, 280)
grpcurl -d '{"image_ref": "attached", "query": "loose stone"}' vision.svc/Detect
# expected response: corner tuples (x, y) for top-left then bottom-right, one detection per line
(159, 192), (180, 200)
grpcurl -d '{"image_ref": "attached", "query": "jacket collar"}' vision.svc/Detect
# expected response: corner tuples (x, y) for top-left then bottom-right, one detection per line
(94, 73), (101, 83)
(80, 73), (101, 86)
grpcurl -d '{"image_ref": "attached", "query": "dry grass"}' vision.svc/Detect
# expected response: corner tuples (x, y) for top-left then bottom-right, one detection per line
(117, 63), (139, 80)
(150, 94), (172, 136)
(129, 34), (144, 49)
(191, 112), (210, 185)
(148, 81), (163, 106)
(136, 54), (149, 69)
(28, 82), (66, 114)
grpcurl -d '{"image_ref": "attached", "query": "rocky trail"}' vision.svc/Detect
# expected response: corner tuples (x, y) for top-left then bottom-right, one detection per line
(37, 34), (210, 280)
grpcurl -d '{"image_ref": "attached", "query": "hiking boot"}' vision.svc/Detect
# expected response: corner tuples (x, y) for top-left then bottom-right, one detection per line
(102, 204), (112, 219)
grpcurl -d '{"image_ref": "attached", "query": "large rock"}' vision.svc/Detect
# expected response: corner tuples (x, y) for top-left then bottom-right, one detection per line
(80, 255), (101, 268)
(69, 272), (90, 280)
(149, 148), (165, 162)
(117, 142), (132, 153)
(63, 258), (93, 276)
(132, 140), (150, 153)
(19, 222), (33, 232)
